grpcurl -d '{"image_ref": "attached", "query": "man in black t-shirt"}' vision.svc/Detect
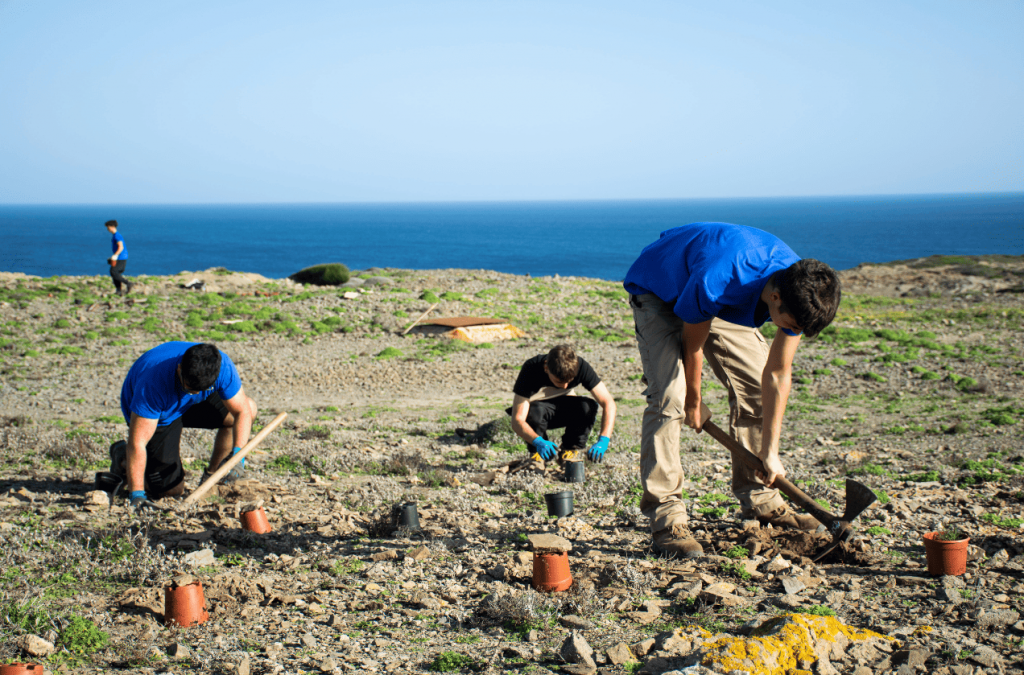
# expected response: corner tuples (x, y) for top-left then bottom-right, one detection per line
(509, 345), (617, 464)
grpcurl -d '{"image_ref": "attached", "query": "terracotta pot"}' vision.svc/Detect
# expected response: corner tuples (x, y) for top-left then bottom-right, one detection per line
(532, 551), (572, 592)
(240, 506), (272, 534)
(164, 581), (209, 627)
(923, 531), (970, 576)
(0, 665), (44, 675)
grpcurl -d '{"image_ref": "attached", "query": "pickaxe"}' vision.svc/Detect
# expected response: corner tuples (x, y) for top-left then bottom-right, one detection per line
(697, 403), (876, 562)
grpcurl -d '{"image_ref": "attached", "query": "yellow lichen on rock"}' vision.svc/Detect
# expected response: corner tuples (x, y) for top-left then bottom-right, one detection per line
(697, 613), (895, 675)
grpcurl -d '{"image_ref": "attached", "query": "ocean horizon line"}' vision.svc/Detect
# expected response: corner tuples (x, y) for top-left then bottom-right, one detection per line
(2, 189), (1022, 208)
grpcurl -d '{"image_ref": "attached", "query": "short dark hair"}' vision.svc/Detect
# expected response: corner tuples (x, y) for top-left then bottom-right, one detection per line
(774, 259), (841, 338)
(545, 344), (579, 382)
(104, 220), (118, 229)
(180, 343), (222, 391)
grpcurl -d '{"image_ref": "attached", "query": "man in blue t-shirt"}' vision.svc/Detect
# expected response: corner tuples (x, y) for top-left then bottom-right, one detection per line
(623, 222), (841, 557)
(104, 219), (133, 296)
(110, 342), (257, 508)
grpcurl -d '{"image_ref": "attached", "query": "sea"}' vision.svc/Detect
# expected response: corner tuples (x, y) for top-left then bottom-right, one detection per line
(1, 193), (1021, 281)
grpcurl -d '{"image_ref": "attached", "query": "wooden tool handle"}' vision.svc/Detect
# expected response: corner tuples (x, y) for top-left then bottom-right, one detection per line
(183, 411), (288, 505)
(698, 404), (837, 526)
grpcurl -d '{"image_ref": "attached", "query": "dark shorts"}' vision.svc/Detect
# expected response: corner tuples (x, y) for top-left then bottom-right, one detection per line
(144, 393), (229, 495)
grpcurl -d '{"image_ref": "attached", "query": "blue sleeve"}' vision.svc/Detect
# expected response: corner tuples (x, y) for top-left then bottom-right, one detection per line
(674, 277), (721, 324)
(215, 352), (242, 401)
(130, 382), (165, 420)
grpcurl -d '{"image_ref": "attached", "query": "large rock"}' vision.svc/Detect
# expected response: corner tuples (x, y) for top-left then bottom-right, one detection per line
(647, 613), (896, 675)
(19, 634), (55, 657)
(560, 631), (597, 673)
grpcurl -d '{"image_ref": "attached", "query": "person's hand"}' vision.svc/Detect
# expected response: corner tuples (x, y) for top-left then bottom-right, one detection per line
(532, 437), (558, 461)
(587, 436), (610, 463)
(683, 397), (703, 431)
(128, 490), (156, 512)
(757, 453), (786, 487)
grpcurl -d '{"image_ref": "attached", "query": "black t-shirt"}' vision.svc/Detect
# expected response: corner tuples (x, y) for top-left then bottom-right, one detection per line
(513, 354), (601, 402)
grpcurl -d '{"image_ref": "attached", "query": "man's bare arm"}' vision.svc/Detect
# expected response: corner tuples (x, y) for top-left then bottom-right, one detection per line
(681, 320), (712, 430)
(126, 413), (158, 493)
(589, 382), (617, 438)
(510, 395), (540, 443)
(758, 330), (802, 485)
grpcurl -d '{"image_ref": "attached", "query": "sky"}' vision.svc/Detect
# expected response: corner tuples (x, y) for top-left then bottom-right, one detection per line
(0, 0), (1021, 203)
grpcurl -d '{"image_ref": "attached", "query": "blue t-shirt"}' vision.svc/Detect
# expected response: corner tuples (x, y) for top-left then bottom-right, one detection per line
(623, 222), (800, 327)
(120, 342), (242, 426)
(111, 232), (128, 260)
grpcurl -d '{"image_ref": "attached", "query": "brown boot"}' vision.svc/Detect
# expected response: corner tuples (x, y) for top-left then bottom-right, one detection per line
(744, 504), (820, 530)
(652, 524), (704, 558)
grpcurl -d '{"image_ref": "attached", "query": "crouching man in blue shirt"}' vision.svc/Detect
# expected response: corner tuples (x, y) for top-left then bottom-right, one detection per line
(112, 342), (257, 509)
(623, 222), (841, 557)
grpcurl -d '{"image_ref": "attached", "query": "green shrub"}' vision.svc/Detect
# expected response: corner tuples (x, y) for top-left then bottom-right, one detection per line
(228, 320), (258, 333)
(289, 263), (350, 286)
(376, 347), (403, 360)
(420, 291), (440, 303)
(54, 318), (71, 328)
(440, 291), (463, 301)
(429, 652), (478, 672)
(59, 614), (110, 654)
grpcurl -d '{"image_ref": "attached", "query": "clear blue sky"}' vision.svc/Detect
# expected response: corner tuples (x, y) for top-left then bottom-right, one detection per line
(1, 0), (1021, 203)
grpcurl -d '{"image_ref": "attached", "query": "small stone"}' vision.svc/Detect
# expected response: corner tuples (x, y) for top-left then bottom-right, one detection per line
(172, 574), (196, 587)
(487, 564), (507, 581)
(306, 602), (325, 616)
(527, 533), (572, 553)
(560, 631), (596, 669)
(167, 642), (191, 658)
(372, 550), (398, 562)
(559, 615), (594, 630)
(631, 637), (655, 657)
(19, 634), (55, 657)
(408, 545), (431, 561)
(527, 629), (539, 642)
(320, 657), (337, 672)
(301, 633), (317, 648)
(935, 587), (962, 604)
(83, 490), (110, 506)
(700, 582), (748, 607)
(976, 609), (1018, 629)
(782, 577), (807, 595)
(184, 548), (216, 567)
(763, 554), (792, 573)
(606, 642), (634, 665)
(327, 614), (344, 627)
(969, 646), (1001, 667)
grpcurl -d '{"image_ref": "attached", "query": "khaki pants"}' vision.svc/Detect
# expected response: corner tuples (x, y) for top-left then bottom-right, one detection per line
(630, 293), (786, 533)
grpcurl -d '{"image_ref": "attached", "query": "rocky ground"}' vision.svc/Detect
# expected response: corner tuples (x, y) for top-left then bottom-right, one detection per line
(0, 255), (1021, 675)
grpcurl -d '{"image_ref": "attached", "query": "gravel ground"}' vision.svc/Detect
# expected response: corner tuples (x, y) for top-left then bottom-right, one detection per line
(0, 256), (1021, 674)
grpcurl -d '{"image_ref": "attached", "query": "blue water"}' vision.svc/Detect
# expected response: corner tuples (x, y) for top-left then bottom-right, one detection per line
(2, 194), (1021, 281)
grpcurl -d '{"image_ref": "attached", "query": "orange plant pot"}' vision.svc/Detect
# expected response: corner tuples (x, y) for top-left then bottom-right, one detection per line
(0, 665), (44, 675)
(532, 551), (572, 592)
(240, 506), (272, 534)
(923, 531), (970, 576)
(164, 581), (210, 627)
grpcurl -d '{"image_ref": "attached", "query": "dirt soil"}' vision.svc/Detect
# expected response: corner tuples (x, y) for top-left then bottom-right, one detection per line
(0, 256), (1022, 674)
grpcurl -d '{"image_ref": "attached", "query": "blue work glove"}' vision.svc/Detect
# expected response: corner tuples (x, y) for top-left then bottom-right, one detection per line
(128, 490), (153, 511)
(532, 437), (558, 461)
(587, 436), (610, 463)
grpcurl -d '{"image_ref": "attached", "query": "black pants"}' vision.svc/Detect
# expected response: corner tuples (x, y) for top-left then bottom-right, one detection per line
(110, 260), (129, 291)
(513, 397), (599, 450)
(143, 394), (229, 495)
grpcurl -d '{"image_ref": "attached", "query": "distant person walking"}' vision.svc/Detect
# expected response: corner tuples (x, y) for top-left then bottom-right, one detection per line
(105, 219), (133, 295)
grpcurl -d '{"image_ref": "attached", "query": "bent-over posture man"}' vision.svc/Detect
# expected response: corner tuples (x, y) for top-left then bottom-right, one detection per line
(509, 344), (617, 464)
(623, 222), (841, 556)
(113, 342), (257, 508)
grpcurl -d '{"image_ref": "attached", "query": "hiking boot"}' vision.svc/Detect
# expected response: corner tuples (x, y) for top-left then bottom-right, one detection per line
(743, 504), (820, 531)
(125, 282), (134, 295)
(652, 524), (704, 558)
(201, 462), (245, 487)
(109, 440), (127, 478)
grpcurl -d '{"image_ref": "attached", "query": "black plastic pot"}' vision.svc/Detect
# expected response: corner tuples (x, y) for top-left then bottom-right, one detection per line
(398, 502), (421, 530)
(563, 462), (585, 484)
(95, 471), (123, 494)
(545, 491), (574, 517)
